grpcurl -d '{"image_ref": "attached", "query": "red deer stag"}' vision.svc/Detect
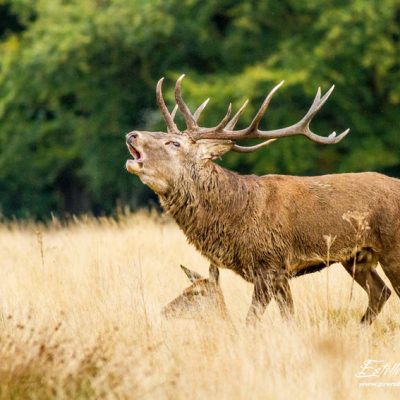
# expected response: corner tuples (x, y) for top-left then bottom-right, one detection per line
(126, 75), (399, 324)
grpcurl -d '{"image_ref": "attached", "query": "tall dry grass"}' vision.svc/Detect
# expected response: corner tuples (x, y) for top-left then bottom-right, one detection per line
(0, 211), (399, 399)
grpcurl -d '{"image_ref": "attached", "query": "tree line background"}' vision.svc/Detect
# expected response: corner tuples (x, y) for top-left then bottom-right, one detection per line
(0, 0), (399, 219)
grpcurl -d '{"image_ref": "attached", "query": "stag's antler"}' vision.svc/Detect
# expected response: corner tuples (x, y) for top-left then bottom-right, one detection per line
(156, 78), (180, 134)
(156, 75), (350, 152)
(161, 83), (209, 128)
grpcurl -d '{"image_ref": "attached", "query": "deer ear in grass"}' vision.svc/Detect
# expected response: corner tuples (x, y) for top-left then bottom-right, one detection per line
(180, 265), (203, 283)
(209, 265), (219, 285)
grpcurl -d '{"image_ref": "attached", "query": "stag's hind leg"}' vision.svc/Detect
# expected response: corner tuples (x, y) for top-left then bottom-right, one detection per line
(342, 261), (391, 324)
(379, 247), (400, 300)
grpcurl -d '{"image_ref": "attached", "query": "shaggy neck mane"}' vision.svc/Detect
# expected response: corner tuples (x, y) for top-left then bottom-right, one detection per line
(159, 161), (259, 268)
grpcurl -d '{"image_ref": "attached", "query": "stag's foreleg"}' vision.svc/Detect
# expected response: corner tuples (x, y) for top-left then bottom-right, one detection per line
(274, 274), (295, 318)
(342, 261), (391, 324)
(246, 269), (294, 325)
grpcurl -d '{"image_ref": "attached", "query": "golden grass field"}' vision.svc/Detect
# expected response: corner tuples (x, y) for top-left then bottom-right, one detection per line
(0, 211), (400, 399)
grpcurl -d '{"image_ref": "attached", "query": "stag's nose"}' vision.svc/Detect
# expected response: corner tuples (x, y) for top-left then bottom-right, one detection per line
(126, 131), (139, 143)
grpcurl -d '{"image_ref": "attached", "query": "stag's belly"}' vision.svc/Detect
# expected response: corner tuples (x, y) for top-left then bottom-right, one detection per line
(203, 242), (380, 283)
(288, 245), (379, 277)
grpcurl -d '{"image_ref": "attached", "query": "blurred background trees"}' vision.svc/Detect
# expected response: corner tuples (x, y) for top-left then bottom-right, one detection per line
(0, 0), (399, 219)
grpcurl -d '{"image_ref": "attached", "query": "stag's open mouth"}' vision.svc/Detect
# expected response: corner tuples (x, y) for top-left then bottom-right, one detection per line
(126, 142), (144, 173)
(127, 143), (143, 162)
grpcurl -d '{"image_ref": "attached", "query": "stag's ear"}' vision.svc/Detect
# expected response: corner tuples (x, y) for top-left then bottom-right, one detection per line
(209, 265), (219, 285)
(197, 139), (233, 160)
(180, 265), (203, 282)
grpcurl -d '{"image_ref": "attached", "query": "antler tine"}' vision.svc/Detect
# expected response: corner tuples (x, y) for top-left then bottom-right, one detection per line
(191, 102), (233, 139)
(193, 98), (210, 122)
(232, 139), (277, 153)
(214, 103), (232, 131)
(246, 80), (285, 134)
(225, 99), (249, 130)
(302, 85), (333, 123)
(293, 85), (349, 144)
(175, 74), (197, 131)
(303, 127), (351, 144)
(171, 104), (178, 121)
(156, 78), (179, 134)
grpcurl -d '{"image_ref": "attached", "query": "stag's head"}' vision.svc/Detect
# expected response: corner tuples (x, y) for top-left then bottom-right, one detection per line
(126, 75), (349, 194)
(162, 265), (228, 320)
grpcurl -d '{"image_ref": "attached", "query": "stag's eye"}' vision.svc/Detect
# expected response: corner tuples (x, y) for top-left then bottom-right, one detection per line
(165, 141), (181, 148)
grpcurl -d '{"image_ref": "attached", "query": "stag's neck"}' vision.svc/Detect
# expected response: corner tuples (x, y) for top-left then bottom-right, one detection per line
(159, 161), (259, 268)
(160, 162), (249, 226)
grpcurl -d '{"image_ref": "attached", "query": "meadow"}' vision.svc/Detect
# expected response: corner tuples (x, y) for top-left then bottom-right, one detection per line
(0, 211), (399, 399)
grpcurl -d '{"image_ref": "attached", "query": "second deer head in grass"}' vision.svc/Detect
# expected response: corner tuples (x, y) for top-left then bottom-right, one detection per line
(162, 265), (229, 320)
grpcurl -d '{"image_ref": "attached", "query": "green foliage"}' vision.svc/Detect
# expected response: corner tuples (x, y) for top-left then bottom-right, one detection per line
(0, 0), (399, 218)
